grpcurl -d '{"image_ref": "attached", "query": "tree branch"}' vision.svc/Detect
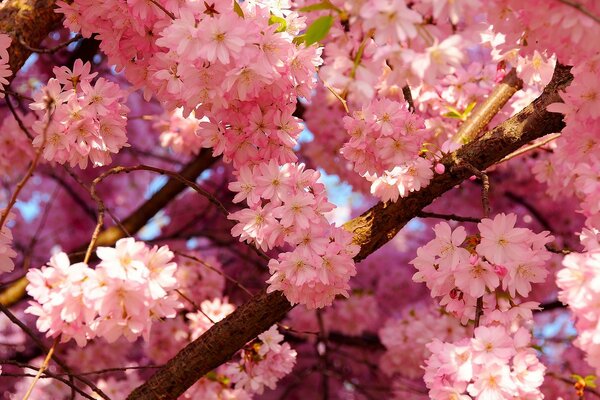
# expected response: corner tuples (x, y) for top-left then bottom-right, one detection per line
(0, 0), (65, 76)
(128, 64), (573, 400)
(0, 149), (216, 306)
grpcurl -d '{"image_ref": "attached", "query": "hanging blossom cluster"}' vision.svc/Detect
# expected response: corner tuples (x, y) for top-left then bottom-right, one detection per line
(29, 60), (129, 168)
(155, 108), (206, 156)
(379, 305), (466, 379)
(341, 98), (434, 202)
(0, 33), (11, 96)
(557, 227), (600, 374)
(182, 325), (296, 399)
(424, 325), (545, 399)
(411, 213), (553, 323)
(0, 112), (35, 179)
(228, 161), (359, 308)
(54, 0), (358, 309)
(224, 325), (297, 395)
(25, 238), (181, 346)
(175, 251), (226, 306)
(58, 0), (320, 169)
(307, 0), (477, 106)
(534, 55), (600, 228)
(187, 297), (235, 340)
(0, 211), (17, 274)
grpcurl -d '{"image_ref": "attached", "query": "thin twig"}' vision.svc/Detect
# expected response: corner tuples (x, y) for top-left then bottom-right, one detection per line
(0, 112), (51, 230)
(460, 164), (490, 330)
(499, 133), (561, 164)
(402, 84), (415, 112)
(556, 0), (600, 25)
(455, 69), (523, 144)
(0, 370), (96, 400)
(417, 211), (481, 223)
(324, 82), (349, 114)
(176, 289), (216, 324)
(5, 93), (34, 140)
(474, 296), (484, 329)
(0, 88), (34, 102)
(18, 34), (83, 54)
(0, 304), (111, 400)
(547, 371), (600, 399)
(173, 250), (253, 297)
(316, 310), (329, 400)
(148, 0), (176, 19)
(462, 164), (490, 218)
(22, 337), (59, 400)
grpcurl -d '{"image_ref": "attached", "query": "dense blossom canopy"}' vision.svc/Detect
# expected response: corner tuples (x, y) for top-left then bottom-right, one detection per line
(0, 0), (599, 399)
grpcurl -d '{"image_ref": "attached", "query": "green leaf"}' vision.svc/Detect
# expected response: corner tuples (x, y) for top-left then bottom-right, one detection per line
(572, 374), (584, 381)
(304, 15), (334, 46)
(530, 344), (543, 352)
(585, 375), (597, 388)
(269, 14), (287, 33)
(299, 1), (341, 13)
(464, 101), (477, 117)
(233, 1), (244, 18)
(443, 111), (463, 119)
(292, 34), (306, 45)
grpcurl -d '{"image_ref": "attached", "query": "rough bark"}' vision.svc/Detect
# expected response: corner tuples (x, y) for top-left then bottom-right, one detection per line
(0, 0), (64, 75)
(128, 65), (573, 400)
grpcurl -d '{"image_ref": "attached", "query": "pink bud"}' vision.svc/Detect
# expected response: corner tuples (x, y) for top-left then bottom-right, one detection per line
(494, 265), (508, 277)
(449, 288), (459, 299)
(434, 163), (445, 174)
(469, 254), (479, 264)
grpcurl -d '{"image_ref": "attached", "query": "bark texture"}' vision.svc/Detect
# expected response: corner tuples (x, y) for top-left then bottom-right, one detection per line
(0, 0), (64, 75)
(128, 65), (573, 399)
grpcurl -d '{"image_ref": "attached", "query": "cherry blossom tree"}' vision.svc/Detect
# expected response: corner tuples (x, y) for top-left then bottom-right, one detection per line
(0, 0), (598, 399)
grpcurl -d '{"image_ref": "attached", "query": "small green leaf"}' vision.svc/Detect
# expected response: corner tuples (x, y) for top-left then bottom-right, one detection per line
(304, 15), (334, 46)
(299, 1), (341, 13)
(269, 14), (287, 33)
(443, 111), (463, 119)
(530, 344), (543, 352)
(205, 371), (219, 381)
(572, 374), (584, 381)
(464, 101), (477, 116)
(292, 34), (306, 45)
(233, 1), (244, 18)
(585, 375), (597, 388)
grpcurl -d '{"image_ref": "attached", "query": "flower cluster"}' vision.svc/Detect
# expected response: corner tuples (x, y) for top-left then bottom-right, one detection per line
(411, 213), (553, 322)
(0, 33), (11, 96)
(224, 325), (297, 395)
(0, 112), (35, 179)
(228, 161), (359, 308)
(187, 297), (235, 340)
(0, 211), (17, 275)
(175, 251), (226, 307)
(25, 238), (181, 346)
(29, 60), (129, 168)
(379, 305), (466, 379)
(181, 325), (296, 399)
(58, 0), (321, 169)
(341, 99), (434, 202)
(155, 108), (206, 156)
(557, 226), (600, 374)
(534, 55), (600, 228)
(424, 325), (545, 399)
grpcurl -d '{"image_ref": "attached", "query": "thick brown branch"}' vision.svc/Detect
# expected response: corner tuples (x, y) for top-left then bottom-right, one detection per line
(0, 0), (64, 76)
(128, 65), (573, 400)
